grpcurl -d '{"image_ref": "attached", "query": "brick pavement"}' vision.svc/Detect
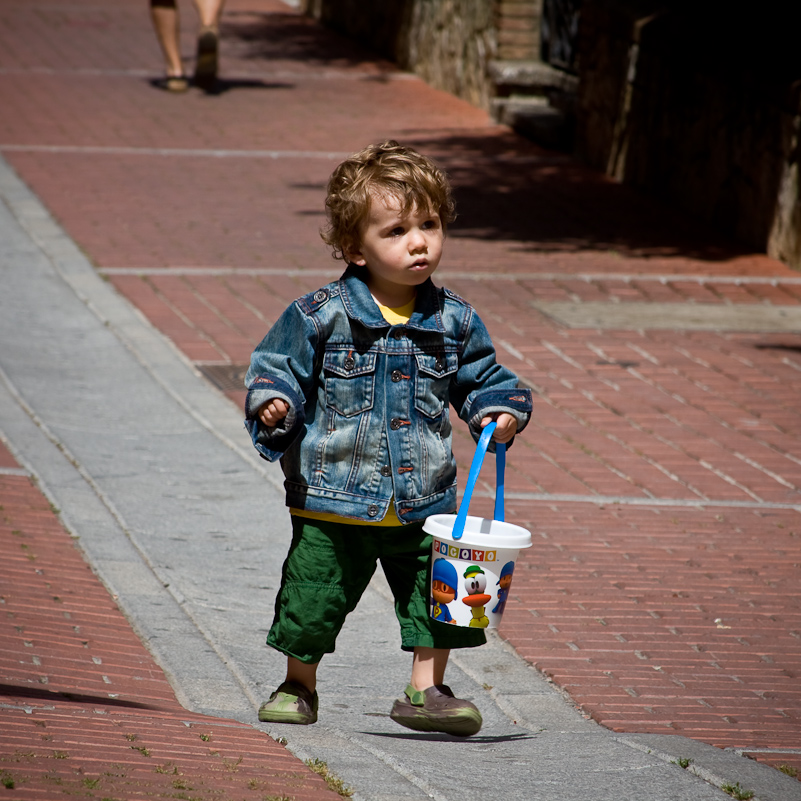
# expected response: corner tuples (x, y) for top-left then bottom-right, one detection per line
(1, 0), (800, 786)
(0, 441), (342, 799)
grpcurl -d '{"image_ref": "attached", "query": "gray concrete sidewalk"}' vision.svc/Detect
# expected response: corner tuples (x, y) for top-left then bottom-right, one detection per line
(2, 152), (798, 801)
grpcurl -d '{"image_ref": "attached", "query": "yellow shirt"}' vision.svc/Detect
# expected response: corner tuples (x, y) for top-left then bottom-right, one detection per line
(291, 295), (416, 526)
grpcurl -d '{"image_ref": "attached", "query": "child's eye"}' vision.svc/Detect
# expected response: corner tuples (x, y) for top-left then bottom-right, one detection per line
(389, 226), (405, 236)
(422, 219), (439, 230)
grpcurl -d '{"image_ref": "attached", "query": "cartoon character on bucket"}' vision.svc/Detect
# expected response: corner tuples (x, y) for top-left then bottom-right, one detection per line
(492, 561), (515, 615)
(462, 565), (491, 628)
(431, 558), (458, 624)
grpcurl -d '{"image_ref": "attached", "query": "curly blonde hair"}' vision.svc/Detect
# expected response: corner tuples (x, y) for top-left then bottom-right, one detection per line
(321, 140), (456, 261)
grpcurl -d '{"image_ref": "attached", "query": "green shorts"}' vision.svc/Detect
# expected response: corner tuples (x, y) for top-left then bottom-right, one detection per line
(266, 516), (486, 664)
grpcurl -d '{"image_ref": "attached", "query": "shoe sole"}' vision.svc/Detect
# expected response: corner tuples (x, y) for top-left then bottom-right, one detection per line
(390, 708), (482, 737)
(258, 708), (317, 725)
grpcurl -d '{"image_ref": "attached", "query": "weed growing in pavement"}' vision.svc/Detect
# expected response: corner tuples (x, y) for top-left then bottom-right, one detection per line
(222, 755), (243, 772)
(125, 734), (137, 741)
(131, 746), (151, 757)
(1, 770), (14, 789)
(778, 764), (798, 777)
(52, 751), (69, 759)
(305, 758), (353, 798)
(672, 757), (693, 769)
(82, 778), (100, 789)
(721, 781), (754, 800)
(199, 733), (212, 742)
(263, 796), (293, 801)
(274, 736), (288, 746)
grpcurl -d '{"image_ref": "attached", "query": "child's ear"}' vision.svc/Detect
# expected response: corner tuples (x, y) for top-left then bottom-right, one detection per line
(345, 246), (367, 266)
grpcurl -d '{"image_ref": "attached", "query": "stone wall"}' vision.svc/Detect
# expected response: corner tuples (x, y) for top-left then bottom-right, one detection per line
(301, 0), (498, 110)
(575, 0), (801, 269)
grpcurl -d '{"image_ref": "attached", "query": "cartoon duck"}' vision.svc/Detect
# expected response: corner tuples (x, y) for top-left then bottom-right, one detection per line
(431, 558), (458, 624)
(492, 561), (515, 615)
(461, 564), (491, 628)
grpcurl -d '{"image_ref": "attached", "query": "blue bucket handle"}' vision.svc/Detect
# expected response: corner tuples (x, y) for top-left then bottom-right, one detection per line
(451, 422), (505, 540)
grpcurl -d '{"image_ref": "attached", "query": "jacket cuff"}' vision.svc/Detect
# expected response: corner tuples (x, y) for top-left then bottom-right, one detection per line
(245, 375), (305, 459)
(466, 387), (532, 449)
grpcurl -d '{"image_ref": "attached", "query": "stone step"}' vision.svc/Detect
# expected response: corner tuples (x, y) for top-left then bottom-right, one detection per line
(488, 58), (579, 95)
(491, 95), (574, 150)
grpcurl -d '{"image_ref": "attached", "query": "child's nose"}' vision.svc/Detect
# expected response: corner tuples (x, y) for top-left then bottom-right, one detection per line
(408, 228), (427, 251)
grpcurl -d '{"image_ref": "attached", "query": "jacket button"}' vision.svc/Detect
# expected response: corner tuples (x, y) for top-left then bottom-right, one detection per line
(367, 504), (379, 517)
(380, 465), (391, 477)
(390, 418), (401, 430)
(391, 328), (404, 339)
(343, 356), (355, 370)
(435, 359), (444, 372)
(313, 290), (327, 303)
(391, 370), (403, 382)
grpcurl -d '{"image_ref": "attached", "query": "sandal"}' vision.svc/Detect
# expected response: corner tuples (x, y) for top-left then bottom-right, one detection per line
(390, 684), (482, 736)
(153, 74), (189, 93)
(193, 27), (218, 90)
(258, 680), (318, 725)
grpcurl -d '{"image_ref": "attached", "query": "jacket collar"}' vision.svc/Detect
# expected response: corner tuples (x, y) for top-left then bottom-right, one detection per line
(338, 263), (446, 333)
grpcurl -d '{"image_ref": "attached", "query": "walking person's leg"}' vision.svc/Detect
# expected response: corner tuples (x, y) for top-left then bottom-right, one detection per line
(149, 0), (189, 91)
(191, 0), (225, 88)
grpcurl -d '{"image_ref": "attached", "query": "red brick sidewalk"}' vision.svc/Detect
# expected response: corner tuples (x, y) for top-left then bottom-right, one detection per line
(0, 441), (343, 800)
(1, 0), (799, 786)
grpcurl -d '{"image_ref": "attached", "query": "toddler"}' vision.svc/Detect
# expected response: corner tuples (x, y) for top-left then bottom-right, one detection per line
(245, 141), (532, 736)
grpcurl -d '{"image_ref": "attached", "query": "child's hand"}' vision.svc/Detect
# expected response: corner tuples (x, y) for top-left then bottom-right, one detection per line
(481, 412), (518, 444)
(258, 398), (289, 428)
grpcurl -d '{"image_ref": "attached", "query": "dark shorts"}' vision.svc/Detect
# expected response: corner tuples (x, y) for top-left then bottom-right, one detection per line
(266, 516), (486, 663)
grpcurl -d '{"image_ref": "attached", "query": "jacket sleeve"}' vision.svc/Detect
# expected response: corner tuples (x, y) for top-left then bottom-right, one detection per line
(244, 301), (319, 461)
(451, 306), (532, 449)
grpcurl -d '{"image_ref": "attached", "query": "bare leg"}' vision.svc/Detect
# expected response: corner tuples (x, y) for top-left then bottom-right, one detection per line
(192, 0), (225, 30)
(410, 646), (450, 690)
(285, 656), (319, 694)
(149, 0), (184, 77)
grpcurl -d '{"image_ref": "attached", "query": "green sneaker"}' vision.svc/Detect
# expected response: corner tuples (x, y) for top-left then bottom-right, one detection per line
(390, 684), (482, 737)
(258, 681), (318, 725)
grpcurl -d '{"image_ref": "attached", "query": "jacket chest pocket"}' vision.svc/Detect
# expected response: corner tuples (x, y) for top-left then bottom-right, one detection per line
(324, 350), (377, 417)
(414, 352), (458, 418)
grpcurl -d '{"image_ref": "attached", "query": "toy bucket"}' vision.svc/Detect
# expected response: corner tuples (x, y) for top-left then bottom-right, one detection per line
(424, 422), (532, 629)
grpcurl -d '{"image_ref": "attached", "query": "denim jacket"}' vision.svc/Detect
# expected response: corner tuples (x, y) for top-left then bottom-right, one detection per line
(245, 265), (532, 524)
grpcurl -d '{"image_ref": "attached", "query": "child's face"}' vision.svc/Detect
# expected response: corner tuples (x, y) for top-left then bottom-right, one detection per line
(347, 191), (443, 305)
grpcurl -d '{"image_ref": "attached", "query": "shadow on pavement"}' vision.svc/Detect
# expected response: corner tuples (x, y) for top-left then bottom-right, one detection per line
(221, 10), (396, 73)
(363, 730), (538, 745)
(0, 682), (164, 711)
(405, 132), (756, 262)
